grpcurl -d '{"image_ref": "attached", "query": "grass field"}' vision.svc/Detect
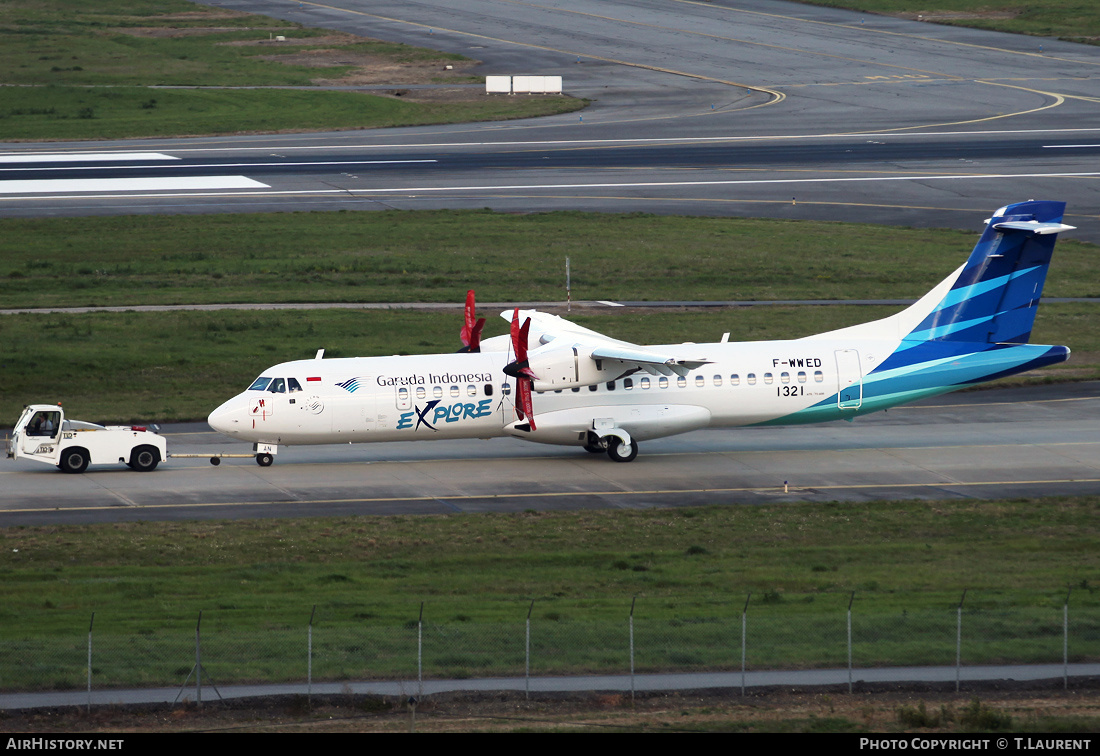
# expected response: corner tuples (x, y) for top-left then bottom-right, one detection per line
(1, 210), (1096, 423)
(3, 211), (1098, 308)
(0, 0), (582, 140)
(798, 1), (1100, 45)
(0, 498), (1097, 690)
(1, 303), (1095, 424)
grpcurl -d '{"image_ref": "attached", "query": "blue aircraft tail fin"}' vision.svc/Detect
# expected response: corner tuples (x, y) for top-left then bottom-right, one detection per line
(903, 200), (1073, 345)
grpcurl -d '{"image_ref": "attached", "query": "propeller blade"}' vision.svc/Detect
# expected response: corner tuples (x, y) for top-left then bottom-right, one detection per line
(506, 308), (537, 430)
(459, 290), (485, 353)
(517, 378), (536, 431)
(503, 309), (536, 379)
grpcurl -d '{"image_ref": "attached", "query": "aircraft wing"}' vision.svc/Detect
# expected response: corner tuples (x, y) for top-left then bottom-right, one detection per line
(499, 309), (711, 387)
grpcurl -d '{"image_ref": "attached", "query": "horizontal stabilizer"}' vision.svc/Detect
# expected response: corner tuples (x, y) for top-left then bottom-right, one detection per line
(991, 220), (1075, 235)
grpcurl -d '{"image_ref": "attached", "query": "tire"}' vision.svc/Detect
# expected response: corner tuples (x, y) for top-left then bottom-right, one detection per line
(129, 445), (159, 472)
(606, 436), (638, 463)
(256, 453), (274, 467)
(59, 448), (90, 474)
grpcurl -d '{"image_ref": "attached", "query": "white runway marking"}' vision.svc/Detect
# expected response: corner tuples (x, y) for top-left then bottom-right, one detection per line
(0, 152), (179, 164)
(0, 176), (270, 194)
(0, 159), (437, 174)
(327, 170), (1100, 194)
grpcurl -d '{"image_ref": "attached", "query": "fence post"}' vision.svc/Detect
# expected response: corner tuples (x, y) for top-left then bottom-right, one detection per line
(847, 592), (855, 694)
(525, 600), (534, 700)
(741, 592), (751, 696)
(417, 602), (424, 699)
(86, 612), (94, 714)
(308, 605), (316, 707)
(193, 610), (203, 705)
(956, 589), (967, 693)
(1064, 589), (1071, 690)
(629, 596), (636, 704)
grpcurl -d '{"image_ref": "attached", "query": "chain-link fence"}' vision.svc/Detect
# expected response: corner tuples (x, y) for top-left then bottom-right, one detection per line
(3, 592), (1098, 699)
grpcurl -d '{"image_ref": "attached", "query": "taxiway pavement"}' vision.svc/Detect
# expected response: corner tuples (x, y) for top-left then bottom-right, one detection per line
(3, 381), (1098, 526)
(2, 0), (1099, 238)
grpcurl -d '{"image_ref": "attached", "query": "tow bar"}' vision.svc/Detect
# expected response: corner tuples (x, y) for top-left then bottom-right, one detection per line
(167, 453), (256, 466)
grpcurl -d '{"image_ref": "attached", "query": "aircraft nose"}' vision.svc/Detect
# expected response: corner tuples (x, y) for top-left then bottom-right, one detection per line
(208, 397), (244, 436)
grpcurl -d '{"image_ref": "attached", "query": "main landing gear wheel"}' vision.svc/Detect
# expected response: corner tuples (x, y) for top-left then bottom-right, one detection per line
(606, 437), (638, 463)
(256, 453), (274, 467)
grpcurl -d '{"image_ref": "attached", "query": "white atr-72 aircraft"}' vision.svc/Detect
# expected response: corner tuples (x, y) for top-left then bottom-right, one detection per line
(208, 200), (1074, 466)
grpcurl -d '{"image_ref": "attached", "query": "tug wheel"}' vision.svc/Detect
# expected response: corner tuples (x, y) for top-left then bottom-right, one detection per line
(59, 448), (90, 474)
(130, 446), (159, 472)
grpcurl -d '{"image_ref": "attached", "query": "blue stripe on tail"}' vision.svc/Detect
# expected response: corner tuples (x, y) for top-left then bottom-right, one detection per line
(905, 200), (1067, 345)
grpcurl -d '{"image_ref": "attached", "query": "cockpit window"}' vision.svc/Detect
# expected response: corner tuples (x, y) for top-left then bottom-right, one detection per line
(268, 378), (286, 394)
(248, 377), (272, 391)
(287, 378), (303, 393)
(27, 411), (60, 437)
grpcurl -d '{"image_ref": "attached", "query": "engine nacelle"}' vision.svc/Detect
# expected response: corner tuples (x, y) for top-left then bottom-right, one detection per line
(527, 344), (622, 391)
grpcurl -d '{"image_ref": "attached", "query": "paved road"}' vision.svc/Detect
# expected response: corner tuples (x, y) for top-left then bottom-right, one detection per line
(1, 0), (1098, 239)
(4, 381), (1099, 526)
(3, 663), (1098, 710)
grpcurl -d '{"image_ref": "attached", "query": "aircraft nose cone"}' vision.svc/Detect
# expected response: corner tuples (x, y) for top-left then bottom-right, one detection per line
(208, 398), (243, 436)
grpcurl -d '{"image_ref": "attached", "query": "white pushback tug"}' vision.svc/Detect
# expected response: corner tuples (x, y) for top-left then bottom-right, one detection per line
(7, 404), (167, 474)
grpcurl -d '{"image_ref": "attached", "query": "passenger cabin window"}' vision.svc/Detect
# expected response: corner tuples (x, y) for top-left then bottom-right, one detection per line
(288, 378), (303, 393)
(502, 382), (512, 396)
(624, 378), (634, 390)
(676, 376), (687, 388)
(659, 377), (669, 389)
(730, 374), (740, 386)
(640, 377), (651, 390)
(268, 378), (286, 393)
(467, 384), (477, 397)
(484, 384), (494, 397)
(747, 373), (757, 385)
(249, 377), (272, 391)
(433, 385), (443, 399)
(416, 386), (426, 400)
(798, 371), (807, 383)
(814, 370), (824, 383)
(781, 372), (790, 384)
(695, 375), (706, 388)
(764, 373), (774, 385)
(450, 385), (460, 398)
(606, 381), (615, 391)
(713, 375), (722, 387)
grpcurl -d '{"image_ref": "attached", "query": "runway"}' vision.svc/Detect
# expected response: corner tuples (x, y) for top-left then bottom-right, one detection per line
(1, 0), (1099, 239)
(4, 381), (1099, 526)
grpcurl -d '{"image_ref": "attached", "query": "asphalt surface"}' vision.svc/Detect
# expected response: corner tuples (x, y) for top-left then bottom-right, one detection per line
(4, 663), (1099, 710)
(2, 2), (1098, 522)
(1, 0), (1099, 240)
(4, 381), (1099, 526)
